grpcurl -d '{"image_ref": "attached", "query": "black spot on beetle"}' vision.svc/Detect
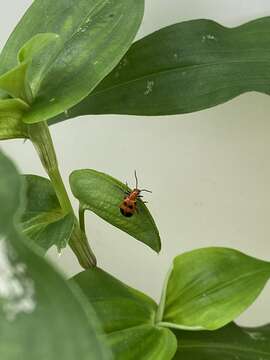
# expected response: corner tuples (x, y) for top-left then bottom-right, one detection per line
(120, 208), (133, 217)
(125, 212), (133, 218)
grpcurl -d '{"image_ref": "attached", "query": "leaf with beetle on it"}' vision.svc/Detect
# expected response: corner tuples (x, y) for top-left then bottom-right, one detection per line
(0, 0), (145, 124)
(71, 267), (177, 360)
(0, 150), (111, 359)
(0, 99), (29, 140)
(69, 169), (161, 253)
(51, 16), (270, 123)
(20, 175), (75, 253)
(157, 247), (270, 331)
(173, 323), (270, 360)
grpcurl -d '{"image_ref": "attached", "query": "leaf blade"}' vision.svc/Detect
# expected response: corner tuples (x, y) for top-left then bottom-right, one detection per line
(0, 99), (29, 140)
(160, 247), (270, 330)
(0, 150), (111, 359)
(69, 169), (161, 253)
(173, 323), (270, 359)
(72, 268), (177, 360)
(0, 0), (145, 123)
(52, 17), (270, 121)
(21, 174), (75, 252)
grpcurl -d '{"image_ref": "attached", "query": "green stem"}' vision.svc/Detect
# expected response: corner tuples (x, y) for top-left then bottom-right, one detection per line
(79, 204), (86, 233)
(155, 264), (173, 323)
(69, 222), (97, 268)
(78, 203), (97, 266)
(28, 121), (96, 268)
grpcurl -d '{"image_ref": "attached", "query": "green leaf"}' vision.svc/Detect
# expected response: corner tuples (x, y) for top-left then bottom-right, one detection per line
(72, 268), (177, 360)
(0, 99), (29, 140)
(21, 174), (75, 252)
(0, 33), (61, 104)
(52, 16), (270, 121)
(69, 169), (161, 253)
(109, 325), (177, 360)
(0, 0), (145, 123)
(0, 62), (28, 101)
(173, 323), (270, 359)
(158, 247), (270, 331)
(0, 150), (111, 359)
(18, 33), (62, 98)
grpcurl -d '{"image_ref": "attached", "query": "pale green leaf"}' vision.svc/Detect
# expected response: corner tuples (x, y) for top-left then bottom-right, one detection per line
(18, 33), (62, 98)
(0, 98), (29, 140)
(158, 248), (270, 331)
(0, 62), (28, 101)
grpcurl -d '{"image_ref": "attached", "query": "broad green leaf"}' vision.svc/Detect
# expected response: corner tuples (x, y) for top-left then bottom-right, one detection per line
(0, 0), (145, 123)
(52, 16), (270, 121)
(174, 323), (270, 360)
(69, 169), (161, 253)
(21, 174), (75, 252)
(0, 150), (111, 359)
(72, 268), (177, 360)
(158, 247), (270, 331)
(0, 99), (29, 140)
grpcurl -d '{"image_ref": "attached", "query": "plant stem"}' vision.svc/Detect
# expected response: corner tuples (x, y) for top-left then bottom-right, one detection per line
(79, 204), (86, 233)
(28, 121), (96, 268)
(69, 222), (97, 268)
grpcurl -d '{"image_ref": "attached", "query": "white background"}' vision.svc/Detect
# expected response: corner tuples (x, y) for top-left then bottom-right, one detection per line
(1, 0), (270, 326)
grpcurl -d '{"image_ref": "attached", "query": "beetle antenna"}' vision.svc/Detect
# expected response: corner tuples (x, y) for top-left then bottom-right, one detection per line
(134, 170), (138, 189)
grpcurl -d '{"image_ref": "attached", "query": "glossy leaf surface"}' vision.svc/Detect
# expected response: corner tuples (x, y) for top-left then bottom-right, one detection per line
(21, 175), (75, 252)
(70, 169), (161, 253)
(174, 323), (270, 360)
(0, 99), (29, 140)
(72, 268), (177, 360)
(0, 0), (145, 123)
(0, 150), (110, 359)
(159, 248), (270, 330)
(53, 17), (270, 121)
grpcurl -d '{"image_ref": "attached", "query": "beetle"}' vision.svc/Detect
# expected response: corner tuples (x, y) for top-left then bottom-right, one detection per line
(119, 171), (151, 218)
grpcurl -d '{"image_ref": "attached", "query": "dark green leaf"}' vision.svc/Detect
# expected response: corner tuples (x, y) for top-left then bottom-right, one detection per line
(0, 150), (111, 359)
(69, 169), (161, 253)
(0, 99), (29, 140)
(21, 174), (75, 252)
(52, 17), (270, 121)
(72, 268), (177, 360)
(0, 0), (145, 123)
(158, 247), (270, 331)
(174, 323), (270, 360)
